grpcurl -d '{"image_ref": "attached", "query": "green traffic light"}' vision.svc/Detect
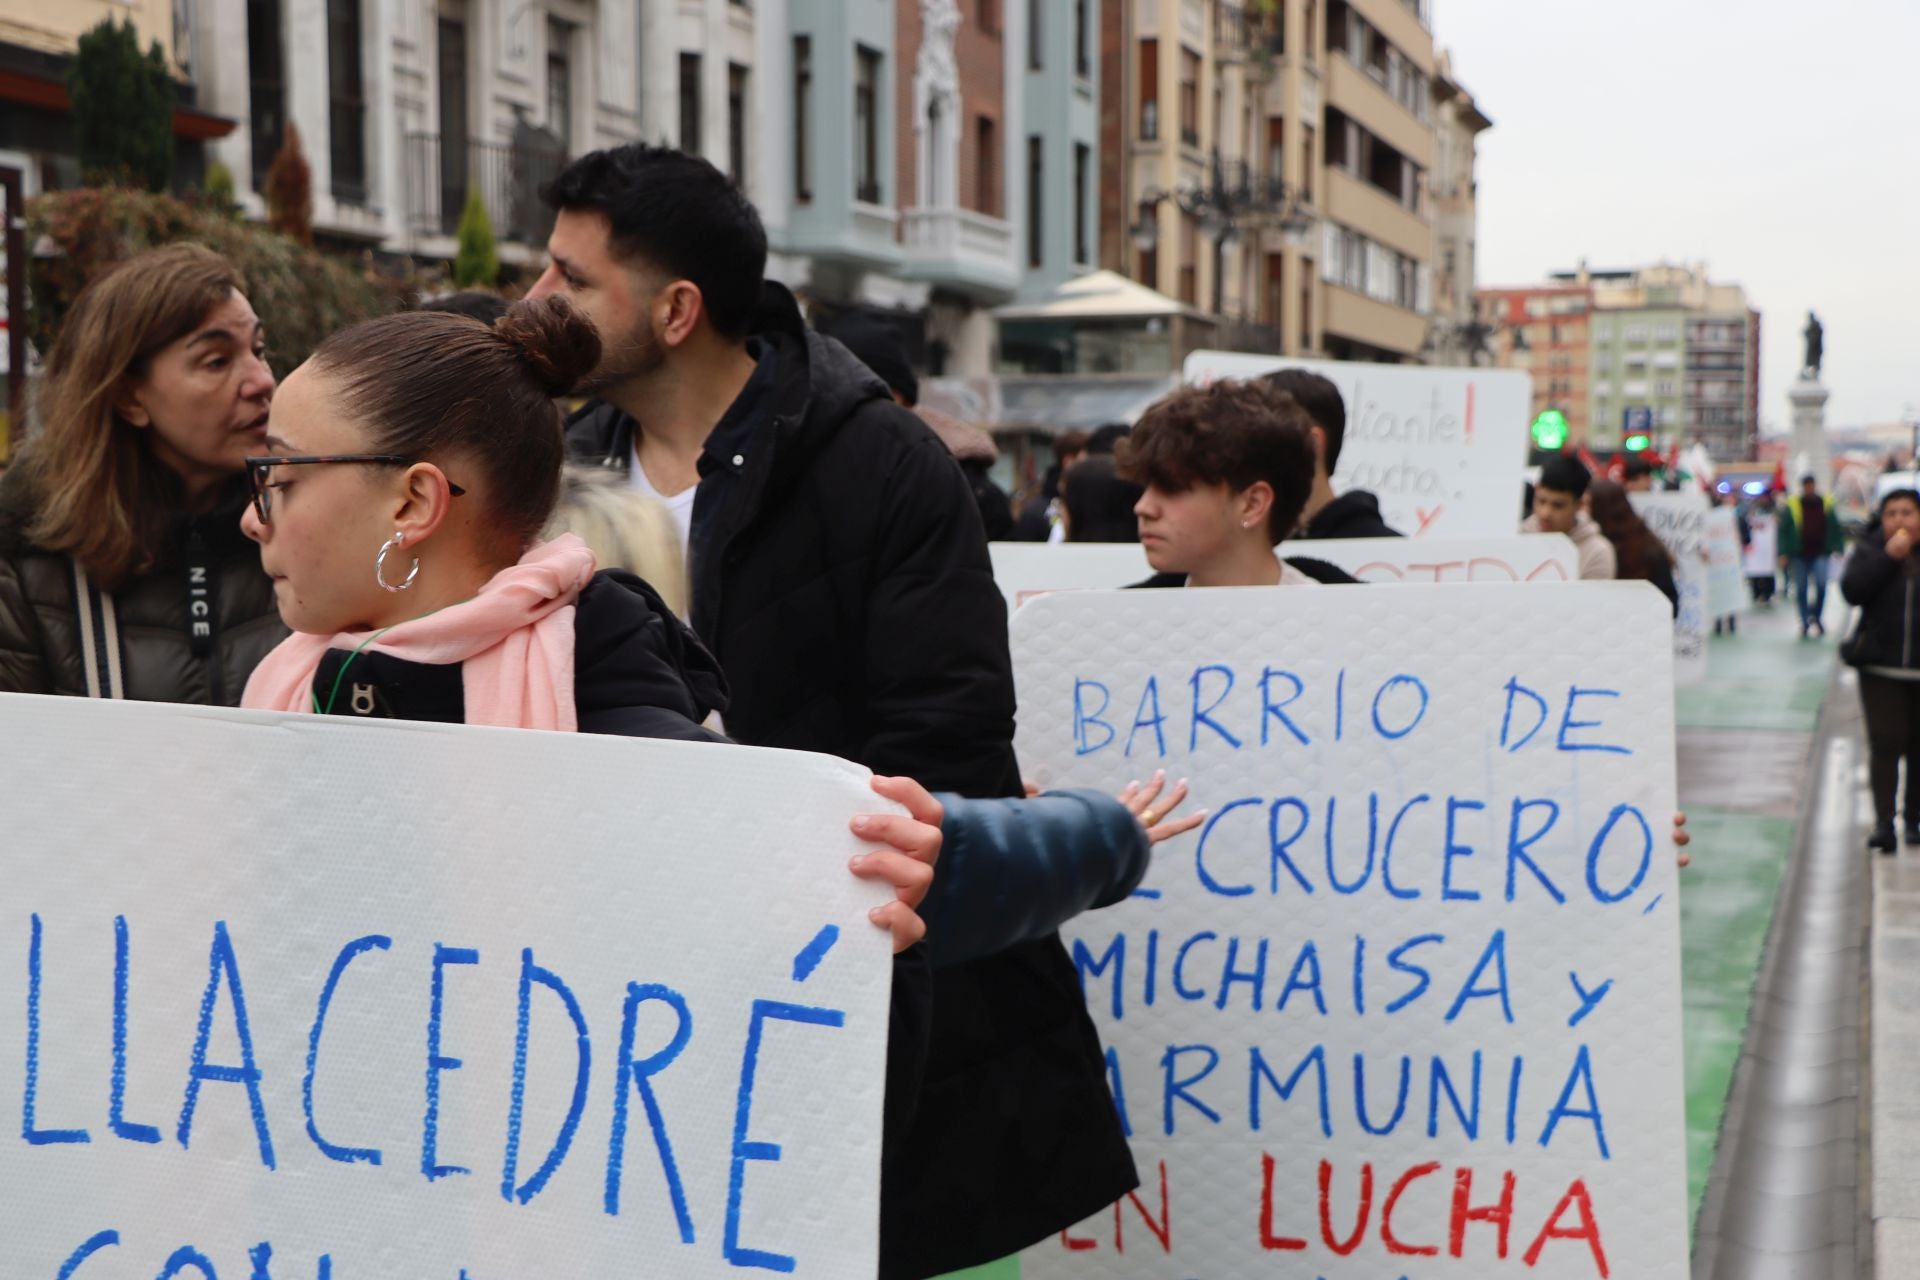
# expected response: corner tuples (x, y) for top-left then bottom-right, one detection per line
(1623, 434), (1651, 452)
(1530, 410), (1569, 451)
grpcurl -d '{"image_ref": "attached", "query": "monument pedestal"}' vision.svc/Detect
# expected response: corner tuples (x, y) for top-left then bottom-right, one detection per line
(1787, 377), (1831, 489)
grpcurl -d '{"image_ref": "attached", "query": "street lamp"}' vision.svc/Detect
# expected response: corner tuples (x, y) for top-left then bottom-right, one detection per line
(1131, 148), (1316, 317)
(1423, 315), (1505, 368)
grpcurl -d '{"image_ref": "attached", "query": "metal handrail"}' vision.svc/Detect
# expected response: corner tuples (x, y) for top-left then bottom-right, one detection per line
(402, 132), (565, 244)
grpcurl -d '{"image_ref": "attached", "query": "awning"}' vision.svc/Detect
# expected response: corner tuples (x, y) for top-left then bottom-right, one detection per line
(923, 374), (1179, 436)
(993, 269), (1202, 322)
(0, 67), (236, 140)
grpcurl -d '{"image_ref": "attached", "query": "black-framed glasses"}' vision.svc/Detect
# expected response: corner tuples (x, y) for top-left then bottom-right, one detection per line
(244, 455), (467, 524)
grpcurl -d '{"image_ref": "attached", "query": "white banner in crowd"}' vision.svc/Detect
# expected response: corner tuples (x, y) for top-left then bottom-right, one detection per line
(0, 697), (893, 1278)
(989, 535), (1579, 611)
(1704, 507), (1747, 618)
(1183, 353), (1534, 540)
(1013, 584), (1687, 1279)
(1631, 491), (1713, 687)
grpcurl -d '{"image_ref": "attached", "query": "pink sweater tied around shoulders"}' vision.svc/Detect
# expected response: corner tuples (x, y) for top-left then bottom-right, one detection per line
(241, 535), (599, 731)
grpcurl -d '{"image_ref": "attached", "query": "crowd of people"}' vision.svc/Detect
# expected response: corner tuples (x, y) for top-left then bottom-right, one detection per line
(0, 138), (1883, 1273)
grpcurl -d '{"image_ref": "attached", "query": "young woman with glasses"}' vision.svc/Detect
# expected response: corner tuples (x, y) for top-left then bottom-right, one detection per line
(0, 244), (285, 701)
(234, 296), (935, 942)
(236, 296), (727, 735)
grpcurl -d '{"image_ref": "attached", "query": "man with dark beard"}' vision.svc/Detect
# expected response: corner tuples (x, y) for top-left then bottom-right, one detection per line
(528, 143), (1137, 1280)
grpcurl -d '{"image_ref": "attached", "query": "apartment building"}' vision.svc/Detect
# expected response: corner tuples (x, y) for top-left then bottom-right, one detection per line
(173, 0), (659, 260)
(1099, 0), (1448, 365)
(1315, 0), (1435, 362)
(1478, 283), (1594, 444)
(773, 0), (1099, 375)
(1123, 1), (1253, 315)
(1582, 263), (1760, 458)
(1019, 0), (1101, 302)
(0, 0), (235, 194)
(1481, 262), (1762, 459)
(1425, 48), (1489, 367)
(0, 0), (1080, 380)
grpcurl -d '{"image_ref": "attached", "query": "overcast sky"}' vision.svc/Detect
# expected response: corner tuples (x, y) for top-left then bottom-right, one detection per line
(1433, 0), (1919, 434)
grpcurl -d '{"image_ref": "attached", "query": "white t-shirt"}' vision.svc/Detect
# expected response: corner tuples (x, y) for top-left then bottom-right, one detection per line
(628, 442), (722, 732)
(629, 442), (697, 558)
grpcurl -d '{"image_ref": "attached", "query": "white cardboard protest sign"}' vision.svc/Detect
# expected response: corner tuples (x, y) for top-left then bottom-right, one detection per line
(0, 695), (893, 1279)
(1012, 584), (1687, 1279)
(1631, 492), (1712, 686)
(1704, 507), (1746, 618)
(1183, 353), (1534, 539)
(989, 535), (1579, 611)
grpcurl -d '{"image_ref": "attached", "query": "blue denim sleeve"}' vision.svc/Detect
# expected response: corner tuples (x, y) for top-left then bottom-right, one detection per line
(920, 789), (1152, 968)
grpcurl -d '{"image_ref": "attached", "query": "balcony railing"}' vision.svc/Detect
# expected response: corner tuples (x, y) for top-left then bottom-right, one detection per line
(1214, 0), (1249, 60)
(1215, 317), (1283, 355)
(403, 133), (565, 244)
(902, 207), (1018, 296)
(905, 207), (1014, 258)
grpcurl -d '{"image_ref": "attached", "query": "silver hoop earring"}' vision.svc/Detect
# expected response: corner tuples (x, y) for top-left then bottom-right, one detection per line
(376, 532), (419, 592)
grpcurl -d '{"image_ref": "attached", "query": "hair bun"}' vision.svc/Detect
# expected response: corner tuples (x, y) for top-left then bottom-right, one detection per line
(495, 295), (602, 396)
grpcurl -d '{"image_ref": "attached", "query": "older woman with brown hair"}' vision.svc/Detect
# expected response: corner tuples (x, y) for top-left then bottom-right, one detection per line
(0, 243), (286, 701)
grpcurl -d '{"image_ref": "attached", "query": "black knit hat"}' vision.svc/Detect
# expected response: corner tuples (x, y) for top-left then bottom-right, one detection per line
(819, 313), (919, 407)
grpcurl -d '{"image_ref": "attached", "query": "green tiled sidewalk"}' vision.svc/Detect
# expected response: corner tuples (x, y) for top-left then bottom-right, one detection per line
(1676, 606), (1841, 1226)
(1679, 807), (1796, 1219)
(937, 1263), (1017, 1280)
(1676, 614), (1840, 733)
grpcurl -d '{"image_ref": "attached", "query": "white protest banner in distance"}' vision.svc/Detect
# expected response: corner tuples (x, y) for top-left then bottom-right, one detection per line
(1703, 507), (1746, 618)
(1183, 352), (1534, 539)
(0, 696), (893, 1279)
(1631, 491), (1712, 686)
(1013, 583), (1687, 1279)
(988, 535), (1579, 610)
(1315, 534), (1577, 586)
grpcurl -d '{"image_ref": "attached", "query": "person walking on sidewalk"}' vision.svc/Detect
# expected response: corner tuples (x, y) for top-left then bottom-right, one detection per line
(1522, 456), (1617, 580)
(1840, 488), (1920, 853)
(1781, 473), (1846, 636)
(1744, 493), (1780, 604)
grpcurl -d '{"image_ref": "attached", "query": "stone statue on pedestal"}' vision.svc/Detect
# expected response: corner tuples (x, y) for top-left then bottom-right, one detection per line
(1802, 311), (1824, 380)
(1789, 312), (1831, 487)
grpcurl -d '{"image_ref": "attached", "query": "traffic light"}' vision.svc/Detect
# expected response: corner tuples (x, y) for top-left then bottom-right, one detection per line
(1530, 409), (1569, 451)
(1623, 434), (1652, 452)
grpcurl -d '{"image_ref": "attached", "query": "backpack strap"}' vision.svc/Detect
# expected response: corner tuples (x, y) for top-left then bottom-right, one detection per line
(68, 557), (126, 699)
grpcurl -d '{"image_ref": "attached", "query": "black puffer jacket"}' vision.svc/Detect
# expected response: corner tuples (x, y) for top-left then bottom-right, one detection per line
(0, 468), (286, 703)
(1134, 554), (1363, 588)
(569, 289), (1021, 796)
(567, 282), (1137, 1278)
(1303, 488), (1403, 539)
(1841, 527), (1920, 670)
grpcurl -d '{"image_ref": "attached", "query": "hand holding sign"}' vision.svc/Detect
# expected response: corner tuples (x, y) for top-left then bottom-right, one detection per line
(1118, 769), (1208, 844)
(852, 776), (945, 951)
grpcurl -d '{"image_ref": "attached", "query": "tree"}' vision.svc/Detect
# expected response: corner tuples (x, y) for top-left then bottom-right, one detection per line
(26, 187), (410, 377)
(68, 17), (175, 191)
(201, 160), (239, 218)
(452, 187), (499, 288)
(263, 122), (314, 247)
